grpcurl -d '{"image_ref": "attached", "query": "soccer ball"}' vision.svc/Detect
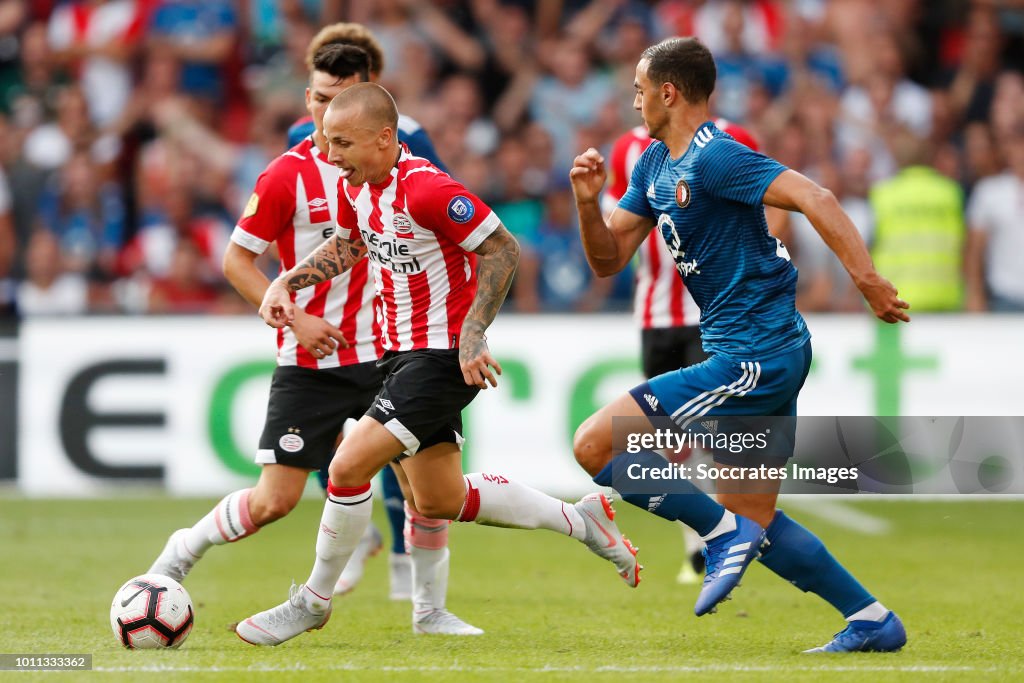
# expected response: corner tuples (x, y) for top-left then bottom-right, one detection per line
(110, 574), (194, 649)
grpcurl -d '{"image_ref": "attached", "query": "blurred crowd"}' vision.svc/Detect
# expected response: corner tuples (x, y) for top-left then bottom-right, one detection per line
(0, 0), (1022, 318)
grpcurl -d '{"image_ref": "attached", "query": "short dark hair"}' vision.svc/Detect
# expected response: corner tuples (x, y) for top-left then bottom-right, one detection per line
(312, 43), (370, 84)
(641, 37), (716, 104)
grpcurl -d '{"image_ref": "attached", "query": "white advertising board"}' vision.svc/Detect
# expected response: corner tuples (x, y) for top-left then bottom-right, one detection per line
(18, 315), (1024, 497)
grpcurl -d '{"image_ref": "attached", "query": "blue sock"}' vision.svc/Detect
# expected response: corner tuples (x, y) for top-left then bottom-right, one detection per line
(758, 510), (875, 617)
(380, 465), (406, 554)
(593, 450), (725, 536)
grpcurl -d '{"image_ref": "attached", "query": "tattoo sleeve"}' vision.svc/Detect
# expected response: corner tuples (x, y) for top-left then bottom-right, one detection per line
(461, 224), (520, 343)
(281, 231), (368, 292)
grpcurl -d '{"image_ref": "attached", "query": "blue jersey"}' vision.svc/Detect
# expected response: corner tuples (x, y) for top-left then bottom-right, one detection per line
(287, 113), (448, 173)
(619, 121), (809, 358)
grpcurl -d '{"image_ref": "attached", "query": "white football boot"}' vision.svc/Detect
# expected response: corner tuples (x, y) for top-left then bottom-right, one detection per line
(413, 609), (484, 636)
(574, 493), (641, 587)
(235, 583), (332, 646)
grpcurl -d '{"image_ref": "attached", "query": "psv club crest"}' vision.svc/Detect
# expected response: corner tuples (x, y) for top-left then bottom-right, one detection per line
(675, 179), (691, 208)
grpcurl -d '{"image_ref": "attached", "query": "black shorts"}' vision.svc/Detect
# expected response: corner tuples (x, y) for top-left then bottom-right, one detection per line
(257, 362), (383, 469)
(365, 348), (479, 456)
(641, 325), (708, 379)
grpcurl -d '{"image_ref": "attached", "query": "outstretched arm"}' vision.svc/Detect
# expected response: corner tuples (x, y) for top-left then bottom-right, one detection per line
(459, 224), (520, 389)
(570, 147), (653, 277)
(259, 231), (367, 327)
(763, 169), (910, 324)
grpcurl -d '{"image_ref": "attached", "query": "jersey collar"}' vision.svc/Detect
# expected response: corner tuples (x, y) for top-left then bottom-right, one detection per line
(668, 121), (718, 165)
(690, 121), (717, 150)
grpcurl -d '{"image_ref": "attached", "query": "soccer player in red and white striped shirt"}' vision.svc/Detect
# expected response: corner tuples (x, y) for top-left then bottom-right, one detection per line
(148, 45), (478, 636)
(603, 119), (760, 585)
(235, 83), (641, 646)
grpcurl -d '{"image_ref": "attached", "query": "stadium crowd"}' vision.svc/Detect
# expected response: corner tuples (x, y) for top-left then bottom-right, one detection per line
(0, 0), (1022, 317)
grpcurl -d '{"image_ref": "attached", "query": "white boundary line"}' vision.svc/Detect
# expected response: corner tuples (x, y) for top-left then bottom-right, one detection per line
(93, 663), (999, 674)
(777, 493), (1024, 502)
(785, 499), (891, 535)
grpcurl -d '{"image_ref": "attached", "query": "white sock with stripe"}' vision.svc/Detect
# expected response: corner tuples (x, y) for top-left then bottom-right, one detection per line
(305, 483), (374, 605)
(456, 473), (587, 541)
(846, 601), (890, 623)
(405, 502), (451, 614)
(700, 509), (737, 542)
(182, 488), (259, 558)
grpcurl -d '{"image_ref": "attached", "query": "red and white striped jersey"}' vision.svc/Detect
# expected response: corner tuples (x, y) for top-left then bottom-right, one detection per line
(231, 137), (381, 368)
(334, 146), (499, 352)
(603, 121), (759, 330)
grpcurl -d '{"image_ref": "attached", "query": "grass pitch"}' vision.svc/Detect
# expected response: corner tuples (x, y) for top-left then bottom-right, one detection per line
(1, 496), (1021, 682)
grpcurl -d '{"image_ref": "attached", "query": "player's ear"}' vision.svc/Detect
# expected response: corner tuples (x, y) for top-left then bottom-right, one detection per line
(378, 126), (393, 148)
(661, 82), (677, 106)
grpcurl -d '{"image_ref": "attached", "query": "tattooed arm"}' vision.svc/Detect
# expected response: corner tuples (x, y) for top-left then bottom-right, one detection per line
(258, 231), (368, 328)
(460, 224), (520, 389)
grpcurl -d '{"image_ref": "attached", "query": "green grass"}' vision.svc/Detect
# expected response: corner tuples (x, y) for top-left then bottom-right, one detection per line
(1, 497), (1021, 682)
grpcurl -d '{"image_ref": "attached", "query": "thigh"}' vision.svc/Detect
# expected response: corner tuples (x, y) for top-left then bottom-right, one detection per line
(329, 415), (407, 487)
(574, 390), (660, 475)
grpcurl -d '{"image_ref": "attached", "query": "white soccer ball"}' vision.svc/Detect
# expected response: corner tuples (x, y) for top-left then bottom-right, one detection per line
(110, 574), (194, 649)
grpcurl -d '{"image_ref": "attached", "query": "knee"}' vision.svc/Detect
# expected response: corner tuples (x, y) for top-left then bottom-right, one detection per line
(327, 452), (373, 489)
(412, 494), (462, 521)
(248, 490), (299, 526)
(573, 420), (610, 476)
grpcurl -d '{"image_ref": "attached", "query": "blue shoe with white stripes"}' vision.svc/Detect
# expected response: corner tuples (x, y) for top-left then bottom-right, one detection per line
(803, 611), (907, 653)
(694, 515), (765, 616)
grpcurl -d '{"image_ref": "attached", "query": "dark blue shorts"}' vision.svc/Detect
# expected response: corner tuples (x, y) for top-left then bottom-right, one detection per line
(629, 340), (812, 463)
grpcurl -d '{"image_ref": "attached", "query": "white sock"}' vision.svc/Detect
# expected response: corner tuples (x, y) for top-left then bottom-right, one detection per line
(305, 483), (373, 604)
(404, 502), (451, 614)
(182, 488), (259, 558)
(456, 473), (586, 541)
(701, 509), (737, 542)
(846, 601), (890, 623)
(411, 547), (448, 614)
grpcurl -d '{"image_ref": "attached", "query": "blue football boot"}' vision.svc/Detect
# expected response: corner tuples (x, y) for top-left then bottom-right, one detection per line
(694, 515), (766, 616)
(804, 611), (907, 653)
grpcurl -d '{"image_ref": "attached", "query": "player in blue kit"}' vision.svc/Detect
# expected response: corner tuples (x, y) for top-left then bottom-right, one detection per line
(569, 37), (910, 653)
